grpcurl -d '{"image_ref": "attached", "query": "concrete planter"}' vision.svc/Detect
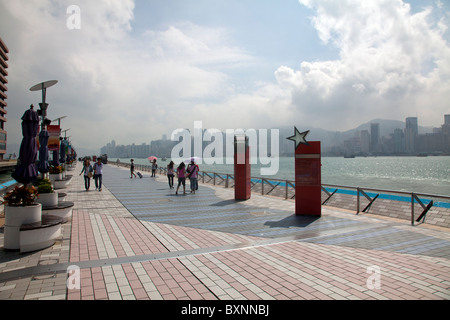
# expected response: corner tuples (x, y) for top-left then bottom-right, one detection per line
(3, 203), (42, 250)
(36, 192), (58, 208)
(20, 215), (62, 253)
(54, 178), (71, 189)
(42, 201), (74, 221)
(49, 173), (62, 181)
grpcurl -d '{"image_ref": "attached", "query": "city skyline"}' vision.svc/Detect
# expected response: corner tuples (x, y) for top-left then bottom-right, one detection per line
(1, 0), (450, 153)
(100, 113), (450, 158)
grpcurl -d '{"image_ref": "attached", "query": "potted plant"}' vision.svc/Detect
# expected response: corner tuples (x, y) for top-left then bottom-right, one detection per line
(35, 178), (58, 208)
(2, 185), (42, 250)
(49, 165), (63, 181)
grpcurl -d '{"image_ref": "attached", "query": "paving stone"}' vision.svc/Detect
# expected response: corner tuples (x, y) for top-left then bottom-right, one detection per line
(0, 162), (449, 302)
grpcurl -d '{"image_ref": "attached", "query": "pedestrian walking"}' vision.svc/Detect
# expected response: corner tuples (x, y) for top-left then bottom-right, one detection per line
(187, 160), (199, 194)
(151, 159), (158, 177)
(175, 162), (186, 195)
(130, 159), (137, 178)
(79, 159), (93, 191)
(167, 161), (175, 189)
(93, 157), (103, 191)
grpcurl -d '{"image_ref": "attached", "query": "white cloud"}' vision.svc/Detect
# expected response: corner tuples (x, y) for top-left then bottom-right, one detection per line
(2, 0), (449, 155)
(271, 0), (450, 130)
(1, 0), (253, 152)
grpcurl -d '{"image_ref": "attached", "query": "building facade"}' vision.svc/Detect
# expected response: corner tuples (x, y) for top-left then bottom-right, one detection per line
(0, 37), (8, 160)
(370, 123), (380, 153)
(405, 117), (418, 154)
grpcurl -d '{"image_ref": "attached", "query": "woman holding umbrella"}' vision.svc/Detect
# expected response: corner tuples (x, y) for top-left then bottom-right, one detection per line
(148, 156), (158, 177)
(151, 159), (158, 177)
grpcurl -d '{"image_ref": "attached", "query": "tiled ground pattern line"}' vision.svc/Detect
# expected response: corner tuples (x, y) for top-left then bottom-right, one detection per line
(67, 208), (450, 299)
(1, 163), (449, 300)
(107, 167), (450, 260)
(178, 241), (450, 300)
(67, 164), (450, 300)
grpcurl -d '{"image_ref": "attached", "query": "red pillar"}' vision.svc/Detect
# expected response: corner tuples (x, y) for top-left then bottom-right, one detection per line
(295, 141), (321, 216)
(234, 135), (251, 200)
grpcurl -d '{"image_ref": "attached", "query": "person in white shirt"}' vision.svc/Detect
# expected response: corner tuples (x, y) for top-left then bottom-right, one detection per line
(93, 158), (104, 191)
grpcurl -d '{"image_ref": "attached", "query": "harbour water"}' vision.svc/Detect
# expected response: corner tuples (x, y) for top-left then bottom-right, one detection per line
(0, 171), (13, 185)
(109, 156), (450, 197)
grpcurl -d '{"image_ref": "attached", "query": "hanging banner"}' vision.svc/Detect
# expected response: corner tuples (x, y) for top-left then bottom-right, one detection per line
(47, 125), (61, 151)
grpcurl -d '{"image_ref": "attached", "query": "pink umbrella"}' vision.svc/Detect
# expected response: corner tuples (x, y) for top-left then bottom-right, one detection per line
(184, 157), (201, 163)
(148, 156), (158, 162)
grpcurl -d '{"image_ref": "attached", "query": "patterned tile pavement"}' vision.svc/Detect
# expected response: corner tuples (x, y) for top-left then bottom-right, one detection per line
(0, 162), (449, 304)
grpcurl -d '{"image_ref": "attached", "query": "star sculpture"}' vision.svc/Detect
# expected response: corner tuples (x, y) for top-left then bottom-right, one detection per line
(287, 126), (310, 149)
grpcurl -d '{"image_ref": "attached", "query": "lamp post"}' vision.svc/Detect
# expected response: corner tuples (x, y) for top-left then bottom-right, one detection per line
(61, 129), (70, 170)
(52, 117), (67, 167)
(30, 80), (58, 178)
(53, 116), (67, 126)
(30, 80), (58, 131)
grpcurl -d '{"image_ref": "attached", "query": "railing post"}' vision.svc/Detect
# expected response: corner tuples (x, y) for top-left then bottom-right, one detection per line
(262, 179), (264, 195)
(357, 187), (360, 214)
(285, 180), (288, 200)
(411, 193), (415, 226)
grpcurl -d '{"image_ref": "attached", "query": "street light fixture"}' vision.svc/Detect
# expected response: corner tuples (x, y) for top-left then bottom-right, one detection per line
(30, 80), (58, 131)
(52, 115), (67, 125)
(62, 128), (70, 138)
(30, 80), (58, 178)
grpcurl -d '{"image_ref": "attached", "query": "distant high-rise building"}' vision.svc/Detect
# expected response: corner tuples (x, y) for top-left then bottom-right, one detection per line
(0, 37), (8, 160)
(445, 114), (450, 125)
(405, 117), (418, 154)
(360, 130), (370, 154)
(393, 128), (405, 154)
(442, 115), (450, 152)
(370, 123), (380, 153)
(443, 114), (450, 135)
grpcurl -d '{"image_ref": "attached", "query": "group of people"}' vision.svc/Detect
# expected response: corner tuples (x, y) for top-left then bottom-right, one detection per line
(79, 157), (104, 191)
(81, 157), (200, 195)
(167, 160), (199, 195)
(130, 158), (200, 195)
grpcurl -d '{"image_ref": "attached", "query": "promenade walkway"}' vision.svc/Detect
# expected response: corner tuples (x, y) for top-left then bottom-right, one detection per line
(0, 162), (449, 305)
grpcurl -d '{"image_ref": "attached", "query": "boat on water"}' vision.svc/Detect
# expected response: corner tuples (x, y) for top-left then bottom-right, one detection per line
(344, 154), (355, 158)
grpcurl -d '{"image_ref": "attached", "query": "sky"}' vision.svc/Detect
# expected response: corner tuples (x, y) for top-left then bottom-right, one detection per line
(1, 0), (449, 155)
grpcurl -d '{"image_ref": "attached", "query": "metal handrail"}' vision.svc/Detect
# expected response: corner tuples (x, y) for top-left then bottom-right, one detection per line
(198, 171), (450, 226)
(114, 163), (449, 226)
